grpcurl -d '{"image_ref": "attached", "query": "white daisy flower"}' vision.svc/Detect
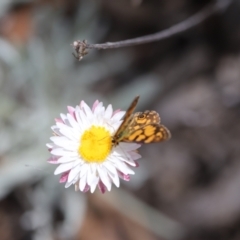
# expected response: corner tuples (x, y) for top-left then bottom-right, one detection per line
(47, 100), (141, 193)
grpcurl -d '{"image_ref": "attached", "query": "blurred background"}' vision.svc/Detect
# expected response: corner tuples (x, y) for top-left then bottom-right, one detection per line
(0, 0), (240, 239)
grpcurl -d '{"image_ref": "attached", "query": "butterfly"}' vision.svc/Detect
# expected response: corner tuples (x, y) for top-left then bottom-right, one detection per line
(112, 96), (171, 146)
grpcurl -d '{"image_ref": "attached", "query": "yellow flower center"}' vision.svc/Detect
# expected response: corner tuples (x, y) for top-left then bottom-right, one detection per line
(78, 126), (112, 163)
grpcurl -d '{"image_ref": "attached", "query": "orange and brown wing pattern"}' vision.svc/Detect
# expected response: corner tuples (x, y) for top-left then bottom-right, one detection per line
(112, 96), (139, 145)
(128, 110), (160, 130)
(124, 124), (171, 143)
(123, 110), (171, 143)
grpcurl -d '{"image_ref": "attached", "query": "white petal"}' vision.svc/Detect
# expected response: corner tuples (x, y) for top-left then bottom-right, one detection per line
(117, 154), (136, 166)
(113, 160), (135, 175)
(79, 110), (90, 128)
(105, 164), (119, 187)
(119, 142), (141, 151)
(46, 143), (54, 148)
(87, 168), (97, 186)
(92, 100), (100, 112)
(111, 121), (122, 131)
(82, 101), (93, 118)
(94, 103), (105, 117)
(60, 113), (68, 123)
(129, 151), (141, 160)
(68, 164), (81, 182)
(51, 148), (78, 157)
(90, 163), (97, 174)
(93, 102), (103, 115)
(56, 122), (79, 140)
(65, 181), (73, 188)
(51, 126), (62, 136)
(112, 150), (136, 166)
(80, 164), (89, 178)
(104, 104), (113, 118)
(104, 161), (117, 174)
(75, 108), (85, 127)
(111, 111), (125, 122)
(54, 161), (79, 175)
(50, 136), (78, 150)
(123, 158), (136, 166)
(67, 113), (81, 131)
(98, 166), (111, 191)
(109, 174), (119, 187)
(65, 175), (78, 188)
(57, 156), (77, 163)
(90, 178), (99, 193)
(79, 173), (87, 191)
(75, 106), (83, 122)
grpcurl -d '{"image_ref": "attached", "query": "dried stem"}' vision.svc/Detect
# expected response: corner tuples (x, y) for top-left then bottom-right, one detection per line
(72, 0), (233, 60)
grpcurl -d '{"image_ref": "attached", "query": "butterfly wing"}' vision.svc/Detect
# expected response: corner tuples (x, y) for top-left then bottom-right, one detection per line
(112, 96), (140, 145)
(132, 110), (161, 126)
(123, 123), (171, 143)
(122, 110), (170, 143)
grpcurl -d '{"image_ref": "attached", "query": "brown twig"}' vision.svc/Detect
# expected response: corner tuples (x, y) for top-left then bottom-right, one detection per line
(72, 0), (233, 61)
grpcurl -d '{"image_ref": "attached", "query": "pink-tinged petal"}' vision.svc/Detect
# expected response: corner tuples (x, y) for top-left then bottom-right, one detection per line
(83, 185), (90, 193)
(80, 100), (85, 110)
(98, 181), (106, 194)
(134, 161), (139, 167)
(55, 118), (63, 123)
(59, 171), (70, 183)
(46, 143), (54, 151)
(92, 100), (100, 112)
(67, 106), (75, 117)
(47, 156), (59, 164)
(118, 171), (130, 181)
